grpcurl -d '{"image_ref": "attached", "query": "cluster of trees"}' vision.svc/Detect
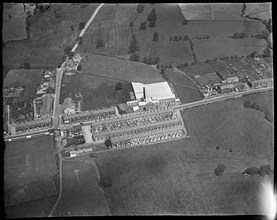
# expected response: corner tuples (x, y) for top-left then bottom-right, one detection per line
(129, 21), (134, 27)
(194, 36), (210, 40)
(152, 32), (159, 41)
(129, 53), (140, 62)
(77, 36), (82, 45)
(139, 22), (147, 30)
(147, 8), (157, 27)
(242, 165), (272, 176)
(77, 64), (82, 71)
(21, 61), (31, 69)
(160, 67), (169, 81)
(141, 56), (160, 65)
(104, 138), (112, 148)
(64, 46), (73, 57)
(128, 35), (139, 53)
(214, 164), (226, 176)
(231, 32), (248, 39)
(243, 100), (273, 123)
(189, 39), (197, 63)
(115, 82), (123, 91)
(70, 25), (74, 31)
(252, 30), (270, 40)
(33, 3), (51, 14)
(177, 62), (188, 69)
(169, 35), (190, 41)
(79, 22), (85, 30)
(137, 4), (144, 13)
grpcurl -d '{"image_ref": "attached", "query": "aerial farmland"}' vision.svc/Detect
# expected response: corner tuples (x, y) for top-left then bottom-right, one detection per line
(3, 3), (273, 218)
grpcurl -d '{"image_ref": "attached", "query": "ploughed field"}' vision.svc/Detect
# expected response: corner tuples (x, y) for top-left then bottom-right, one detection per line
(95, 91), (273, 215)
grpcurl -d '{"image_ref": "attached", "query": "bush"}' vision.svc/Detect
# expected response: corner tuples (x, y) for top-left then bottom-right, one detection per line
(153, 56), (160, 64)
(139, 22), (147, 30)
(22, 61), (31, 69)
(128, 35), (139, 53)
(242, 166), (260, 175)
(183, 35), (189, 41)
(115, 82), (123, 91)
(68, 51), (74, 59)
(153, 32), (159, 41)
(137, 4), (144, 13)
(147, 8), (156, 22)
(243, 100), (252, 108)
(79, 21), (85, 30)
(182, 18), (188, 25)
(129, 53), (140, 62)
(70, 25), (74, 31)
(129, 21), (134, 27)
(259, 165), (272, 176)
(77, 65), (82, 71)
(214, 164), (225, 176)
(104, 138), (112, 148)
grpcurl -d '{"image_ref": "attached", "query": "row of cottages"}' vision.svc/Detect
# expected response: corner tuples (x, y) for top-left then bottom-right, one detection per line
(34, 94), (54, 119)
(127, 81), (180, 112)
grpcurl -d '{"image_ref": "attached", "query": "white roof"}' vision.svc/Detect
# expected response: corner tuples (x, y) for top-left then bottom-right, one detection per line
(133, 106), (139, 111)
(131, 82), (144, 100)
(145, 82), (175, 101)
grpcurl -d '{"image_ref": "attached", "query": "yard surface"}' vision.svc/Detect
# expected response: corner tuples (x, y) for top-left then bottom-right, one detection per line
(80, 53), (164, 83)
(52, 159), (110, 216)
(193, 38), (268, 62)
(60, 74), (134, 111)
(95, 91), (273, 215)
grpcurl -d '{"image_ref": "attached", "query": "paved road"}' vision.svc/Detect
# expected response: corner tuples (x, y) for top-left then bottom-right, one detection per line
(5, 130), (54, 142)
(174, 87), (273, 111)
(71, 3), (105, 52)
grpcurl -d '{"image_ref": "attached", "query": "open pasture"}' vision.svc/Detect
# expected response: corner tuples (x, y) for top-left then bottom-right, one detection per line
(3, 3), (27, 43)
(244, 3), (271, 20)
(80, 53), (164, 83)
(95, 91), (273, 215)
(193, 38), (267, 62)
(52, 159), (109, 216)
(167, 69), (204, 103)
(173, 20), (265, 38)
(178, 3), (253, 21)
(79, 4), (137, 55)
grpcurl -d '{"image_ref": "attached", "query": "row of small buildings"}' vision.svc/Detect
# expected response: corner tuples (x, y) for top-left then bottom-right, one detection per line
(189, 57), (273, 97)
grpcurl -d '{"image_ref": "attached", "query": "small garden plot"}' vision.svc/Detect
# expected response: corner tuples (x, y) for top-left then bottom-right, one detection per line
(193, 38), (267, 62)
(4, 69), (44, 102)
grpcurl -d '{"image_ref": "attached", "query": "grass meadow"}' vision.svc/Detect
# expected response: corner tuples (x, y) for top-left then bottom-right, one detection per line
(95, 91), (273, 215)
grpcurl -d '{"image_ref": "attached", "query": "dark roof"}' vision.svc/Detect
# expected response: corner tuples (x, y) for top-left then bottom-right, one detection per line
(194, 72), (222, 86)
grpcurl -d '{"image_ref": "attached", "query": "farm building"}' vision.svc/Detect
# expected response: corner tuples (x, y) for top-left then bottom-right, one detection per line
(62, 97), (76, 115)
(130, 81), (178, 111)
(218, 84), (237, 94)
(249, 77), (273, 89)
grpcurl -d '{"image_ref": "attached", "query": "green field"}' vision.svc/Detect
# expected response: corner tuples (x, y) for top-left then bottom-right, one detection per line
(178, 3), (254, 21)
(52, 159), (109, 216)
(3, 3), (28, 43)
(60, 74), (134, 111)
(3, 3), (99, 68)
(80, 53), (164, 83)
(193, 38), (268, 62)
(78, 4), (137, 55)
(166, 68), (204, 103)
(95, 91), (273, 215)
(132, 3), (194, 65)
(4, 135), (58, 214)
(173, 20), (265, 38)
(244, 3), (271, 20)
